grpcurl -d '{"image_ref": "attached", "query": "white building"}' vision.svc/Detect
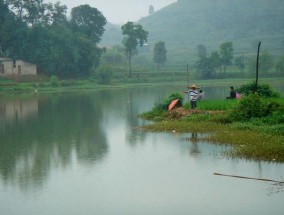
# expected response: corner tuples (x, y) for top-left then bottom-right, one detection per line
(0, 58), (37, 76)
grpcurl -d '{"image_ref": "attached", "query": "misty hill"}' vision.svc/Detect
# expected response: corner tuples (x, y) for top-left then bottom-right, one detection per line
(101, 0), (284, 65)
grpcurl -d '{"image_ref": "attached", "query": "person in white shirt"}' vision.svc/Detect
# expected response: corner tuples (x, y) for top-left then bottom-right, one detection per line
(185, 84), (199, 109)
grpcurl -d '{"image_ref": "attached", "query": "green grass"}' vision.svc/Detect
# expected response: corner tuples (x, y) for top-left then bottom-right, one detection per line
(140, 96), (284, 162)
(194, 99), (237, 110)
(142, 114), (284, 162)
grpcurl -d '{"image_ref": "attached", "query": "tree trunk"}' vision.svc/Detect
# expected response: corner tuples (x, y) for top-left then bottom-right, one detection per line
(223, 64), (227, 74)
(128, 51), (132, 77)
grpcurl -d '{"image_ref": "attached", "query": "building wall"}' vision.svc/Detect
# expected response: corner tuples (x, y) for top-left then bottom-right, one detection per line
(0, 58), (37, 75)
(17, 60), (37, 75)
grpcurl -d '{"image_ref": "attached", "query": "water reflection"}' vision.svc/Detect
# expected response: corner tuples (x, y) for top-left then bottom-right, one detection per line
(181, 133), (201, 157)
(0, 93), (108, 191)
(0, 96), (38, 122)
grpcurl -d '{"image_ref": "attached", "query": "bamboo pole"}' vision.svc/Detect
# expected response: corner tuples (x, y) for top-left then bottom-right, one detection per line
(255, 41), (261, 92)
(214, 172), (284, 184)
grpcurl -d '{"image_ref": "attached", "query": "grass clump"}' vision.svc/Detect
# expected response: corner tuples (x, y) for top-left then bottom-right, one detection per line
(197, 99), (237, 110)
(140, 92), (184, 120)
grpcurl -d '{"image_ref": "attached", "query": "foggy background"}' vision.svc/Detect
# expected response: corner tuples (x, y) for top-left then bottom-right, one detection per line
(47, 0), (177, 24)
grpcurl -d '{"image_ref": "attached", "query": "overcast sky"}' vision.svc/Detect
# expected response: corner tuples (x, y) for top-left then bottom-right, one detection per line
(47, 0), (177, 24)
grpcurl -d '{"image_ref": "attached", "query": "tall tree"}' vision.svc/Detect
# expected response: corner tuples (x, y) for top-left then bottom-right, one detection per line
(209, 51), (221, 73)
(8, 0), (46, 26)
(149, 5), (154, 15)
(71, 5), (107, 43)
(43, 2), (67, 26)
(196, 55), (215, 79)
(0, 0), (8, 24)
(260, 50), (273, 75)
(197, 44), (207, 57)
(121, 21), (148, 77)
(235, 55), (245, 73)
(275, 54), (284, 75)
(153, 41), (167, 69)
(219, 41), (233, 74)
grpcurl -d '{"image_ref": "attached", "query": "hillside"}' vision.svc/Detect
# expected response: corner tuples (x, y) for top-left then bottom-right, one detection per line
(101, 0), (284, 66)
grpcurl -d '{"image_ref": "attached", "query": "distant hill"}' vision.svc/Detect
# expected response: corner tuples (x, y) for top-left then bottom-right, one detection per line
(101, 0), (284, 65)
(100, 23), (122, 48)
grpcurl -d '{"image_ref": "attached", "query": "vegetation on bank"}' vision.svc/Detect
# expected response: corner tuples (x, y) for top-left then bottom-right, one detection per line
(139, 82), (284, 162)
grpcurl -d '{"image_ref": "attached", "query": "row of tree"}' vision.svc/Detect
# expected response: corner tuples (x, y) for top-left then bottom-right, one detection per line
(195, 42), (284, 79)
(0, 0), (107, 78)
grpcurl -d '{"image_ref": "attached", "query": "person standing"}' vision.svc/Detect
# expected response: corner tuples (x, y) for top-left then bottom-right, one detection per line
(186, 84), (199, 109)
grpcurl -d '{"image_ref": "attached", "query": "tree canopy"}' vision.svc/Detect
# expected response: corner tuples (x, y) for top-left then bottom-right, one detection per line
(219, 42), (233, 74)
(153, 41), (167, 69)
(71, 5), (106, 43)
(0, 1), (107, 78)
(121, 21), (148, 77)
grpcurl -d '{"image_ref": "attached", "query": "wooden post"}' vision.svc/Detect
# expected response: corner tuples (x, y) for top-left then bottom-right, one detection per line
(255, 41), (261, 92)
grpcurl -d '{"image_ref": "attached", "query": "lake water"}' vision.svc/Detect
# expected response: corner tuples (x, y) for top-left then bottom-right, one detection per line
(0, 86), (284, 215)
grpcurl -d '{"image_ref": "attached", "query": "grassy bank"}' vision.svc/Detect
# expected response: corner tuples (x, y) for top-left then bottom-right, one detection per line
(1, 74), (284, 95)
(142, 116), (284, 162)
(140, 95), (284, 162)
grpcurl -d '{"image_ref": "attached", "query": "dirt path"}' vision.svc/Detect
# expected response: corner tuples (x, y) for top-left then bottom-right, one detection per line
(168, 107), (226, 118)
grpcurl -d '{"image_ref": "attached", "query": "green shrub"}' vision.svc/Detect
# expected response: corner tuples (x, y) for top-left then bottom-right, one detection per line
(140, 92), (184, 120)
(139, 105), (167, 121)
(229, 93), (284, 121)
(50, 75), (60, 87)
(162, 92), (184, 109)
(96, 65), (112, 84)
(236, 82), (280, 98)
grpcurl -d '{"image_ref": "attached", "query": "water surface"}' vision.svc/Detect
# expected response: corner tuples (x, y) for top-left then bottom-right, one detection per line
(0, 86), (283, 215)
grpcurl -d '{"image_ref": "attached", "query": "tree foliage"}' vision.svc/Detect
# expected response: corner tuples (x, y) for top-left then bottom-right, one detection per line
(219, 42), (233, 74)
(71, 5), (106, 43)
(121, 21), (148, 77)
(0, 1), (107, 78)
(259, 50), (274, 75)
(235, 56), (245, 73)
(153, 41), (167, 69)
(196, 55), (215, 79)
(197, 44), (207, 57)
(149, 5), (154, 15)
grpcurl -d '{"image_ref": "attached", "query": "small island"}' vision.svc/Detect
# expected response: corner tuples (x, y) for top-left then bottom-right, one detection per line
(140, 82), (284, 162)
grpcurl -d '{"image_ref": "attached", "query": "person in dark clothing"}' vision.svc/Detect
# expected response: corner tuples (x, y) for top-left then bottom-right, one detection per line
(226, 86), (236, 99)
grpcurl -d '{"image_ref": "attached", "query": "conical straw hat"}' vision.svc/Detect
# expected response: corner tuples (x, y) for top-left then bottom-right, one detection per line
(187, 84), (199, 89)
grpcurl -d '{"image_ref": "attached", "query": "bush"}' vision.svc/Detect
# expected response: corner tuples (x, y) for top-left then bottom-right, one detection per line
(96, 65), (112, 84)
(162, 92), (184, 110)
(236, 82), (280, 98)
(229, 93), (284, 121)
(50, 75), (60, 87)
